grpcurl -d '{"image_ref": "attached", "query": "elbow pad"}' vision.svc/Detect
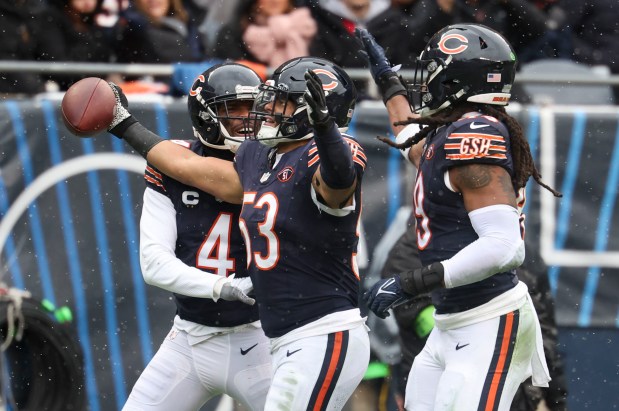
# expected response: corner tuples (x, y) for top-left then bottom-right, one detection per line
(442, 205), (525, 288)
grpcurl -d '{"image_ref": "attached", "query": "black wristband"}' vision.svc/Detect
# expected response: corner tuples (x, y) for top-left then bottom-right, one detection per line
(400, 262), (444, 295)
(109, 115), (138, 139)
(312, 114), (335, 134)
(121, 122), (164, 158)
(377, 71), (407, 103)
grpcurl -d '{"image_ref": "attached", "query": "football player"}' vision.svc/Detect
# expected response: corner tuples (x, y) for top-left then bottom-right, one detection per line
(107, 57), (370, 410)
(122, 63), (272, 411)
(357, 25), (562, 411)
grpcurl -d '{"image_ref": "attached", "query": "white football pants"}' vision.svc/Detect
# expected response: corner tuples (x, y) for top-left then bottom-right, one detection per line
(405, 301), (538, 411)
(123, 326), (271, 411)
(264, 323), (370, 411)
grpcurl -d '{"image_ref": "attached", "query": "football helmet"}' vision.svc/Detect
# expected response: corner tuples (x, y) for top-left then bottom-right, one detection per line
(188, 63), (261, 152)
(250, 57), (356, 147)
(408, 24), (517, 117)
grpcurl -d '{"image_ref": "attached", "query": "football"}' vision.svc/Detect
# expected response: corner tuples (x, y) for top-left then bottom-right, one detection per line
(61, 77), (116, 137)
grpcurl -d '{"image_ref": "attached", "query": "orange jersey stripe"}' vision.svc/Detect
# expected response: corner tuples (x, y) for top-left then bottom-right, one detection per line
(448, 133), (505, 142)
(145, 166), (162, 180)
(144, 175), (165, 190)
(353, 157), (366, 169)
(308, 156), (320, 167)
(446, 153), (507, 160)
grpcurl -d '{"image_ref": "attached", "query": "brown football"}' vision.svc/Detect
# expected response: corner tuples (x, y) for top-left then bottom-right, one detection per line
(61, 77), (116, 137)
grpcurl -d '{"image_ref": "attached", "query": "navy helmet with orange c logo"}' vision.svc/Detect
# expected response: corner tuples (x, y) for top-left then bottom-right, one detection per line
(409, 24), (517, 117)
(251, 57), (357, 147)
(188, 63), (261, 152)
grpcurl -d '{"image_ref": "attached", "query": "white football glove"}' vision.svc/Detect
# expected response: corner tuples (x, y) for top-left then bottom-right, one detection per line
(107, 82), (134, 132)
(214, 275), (255, 306)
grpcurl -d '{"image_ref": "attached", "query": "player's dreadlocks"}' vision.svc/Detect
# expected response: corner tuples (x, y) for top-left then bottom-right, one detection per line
(378, 104), (562, 197)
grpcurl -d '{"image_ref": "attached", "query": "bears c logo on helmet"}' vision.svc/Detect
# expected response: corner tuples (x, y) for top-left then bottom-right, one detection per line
(438, 34), (469, 55)
(312, 69), (339, 91)
(189, 74), (205, 96)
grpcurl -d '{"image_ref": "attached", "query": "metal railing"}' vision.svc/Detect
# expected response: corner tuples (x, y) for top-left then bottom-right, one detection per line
(3, 60), (619, 84)
(2, 60), (618, 101)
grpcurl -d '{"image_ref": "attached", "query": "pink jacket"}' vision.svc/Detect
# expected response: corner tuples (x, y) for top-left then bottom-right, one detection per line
(242, 7), (317, 68)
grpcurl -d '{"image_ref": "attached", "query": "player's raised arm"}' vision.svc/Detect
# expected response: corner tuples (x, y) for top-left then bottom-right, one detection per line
(355, 28), (425, 168)
(107, 83), (243, 204)
(303, 70), (359, 208)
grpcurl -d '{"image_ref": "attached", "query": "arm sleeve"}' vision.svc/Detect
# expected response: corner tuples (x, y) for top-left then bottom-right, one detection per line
(441, 204), (525, 288)
(139, 188), (228, 299)
(394, 123), (420, 161)
(314, 122), (356, 189)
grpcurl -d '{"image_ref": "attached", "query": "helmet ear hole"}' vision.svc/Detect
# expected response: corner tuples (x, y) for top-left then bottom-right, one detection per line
(479, 37), (488, 49)
(442, 79), (460, 94)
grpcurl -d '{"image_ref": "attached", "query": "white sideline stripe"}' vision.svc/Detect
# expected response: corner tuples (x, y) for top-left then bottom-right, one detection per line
(0, 154), (145, 269)
(538, 107), (619, 268)
(542, 250), (619, 267)
(539, 107), (558, 266)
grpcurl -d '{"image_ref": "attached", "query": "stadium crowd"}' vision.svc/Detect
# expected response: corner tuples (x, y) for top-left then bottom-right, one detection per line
(0, 0), (617, 99)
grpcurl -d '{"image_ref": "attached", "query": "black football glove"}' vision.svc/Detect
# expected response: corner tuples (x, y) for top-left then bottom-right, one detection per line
(304, 70), (333, 131)
(363, 275), (412, 319)
(355, 28), (407, 103)
(364, 263), (445, 319)
(355, 28), (393, 81)
(107, 82), (137, 138)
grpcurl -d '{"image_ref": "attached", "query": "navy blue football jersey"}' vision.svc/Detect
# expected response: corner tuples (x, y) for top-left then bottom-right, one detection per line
(414, 114), (520, 314)
(144, 140), (258, 327)
(234, 135), (367, 338)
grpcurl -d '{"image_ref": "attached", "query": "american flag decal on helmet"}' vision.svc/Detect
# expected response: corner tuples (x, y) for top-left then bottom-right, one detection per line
(487, 73), (502, 83)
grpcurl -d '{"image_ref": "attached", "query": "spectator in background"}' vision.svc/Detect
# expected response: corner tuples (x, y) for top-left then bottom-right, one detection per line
(561, 0), (619, 102)
(308, 0), (399, 99)
(451, 0), (569, 63)
(116, 0), (202, 65)
(182, 0), (216, 56)
(212, 0), (316, 69)
(192, 0), (240, 52)
(371, 0), (454, 69)
(45, 0), (114, 90)
(309, 0), (392, 70)
(95, 0), (129, 28)
(0, 0), (62, 94)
